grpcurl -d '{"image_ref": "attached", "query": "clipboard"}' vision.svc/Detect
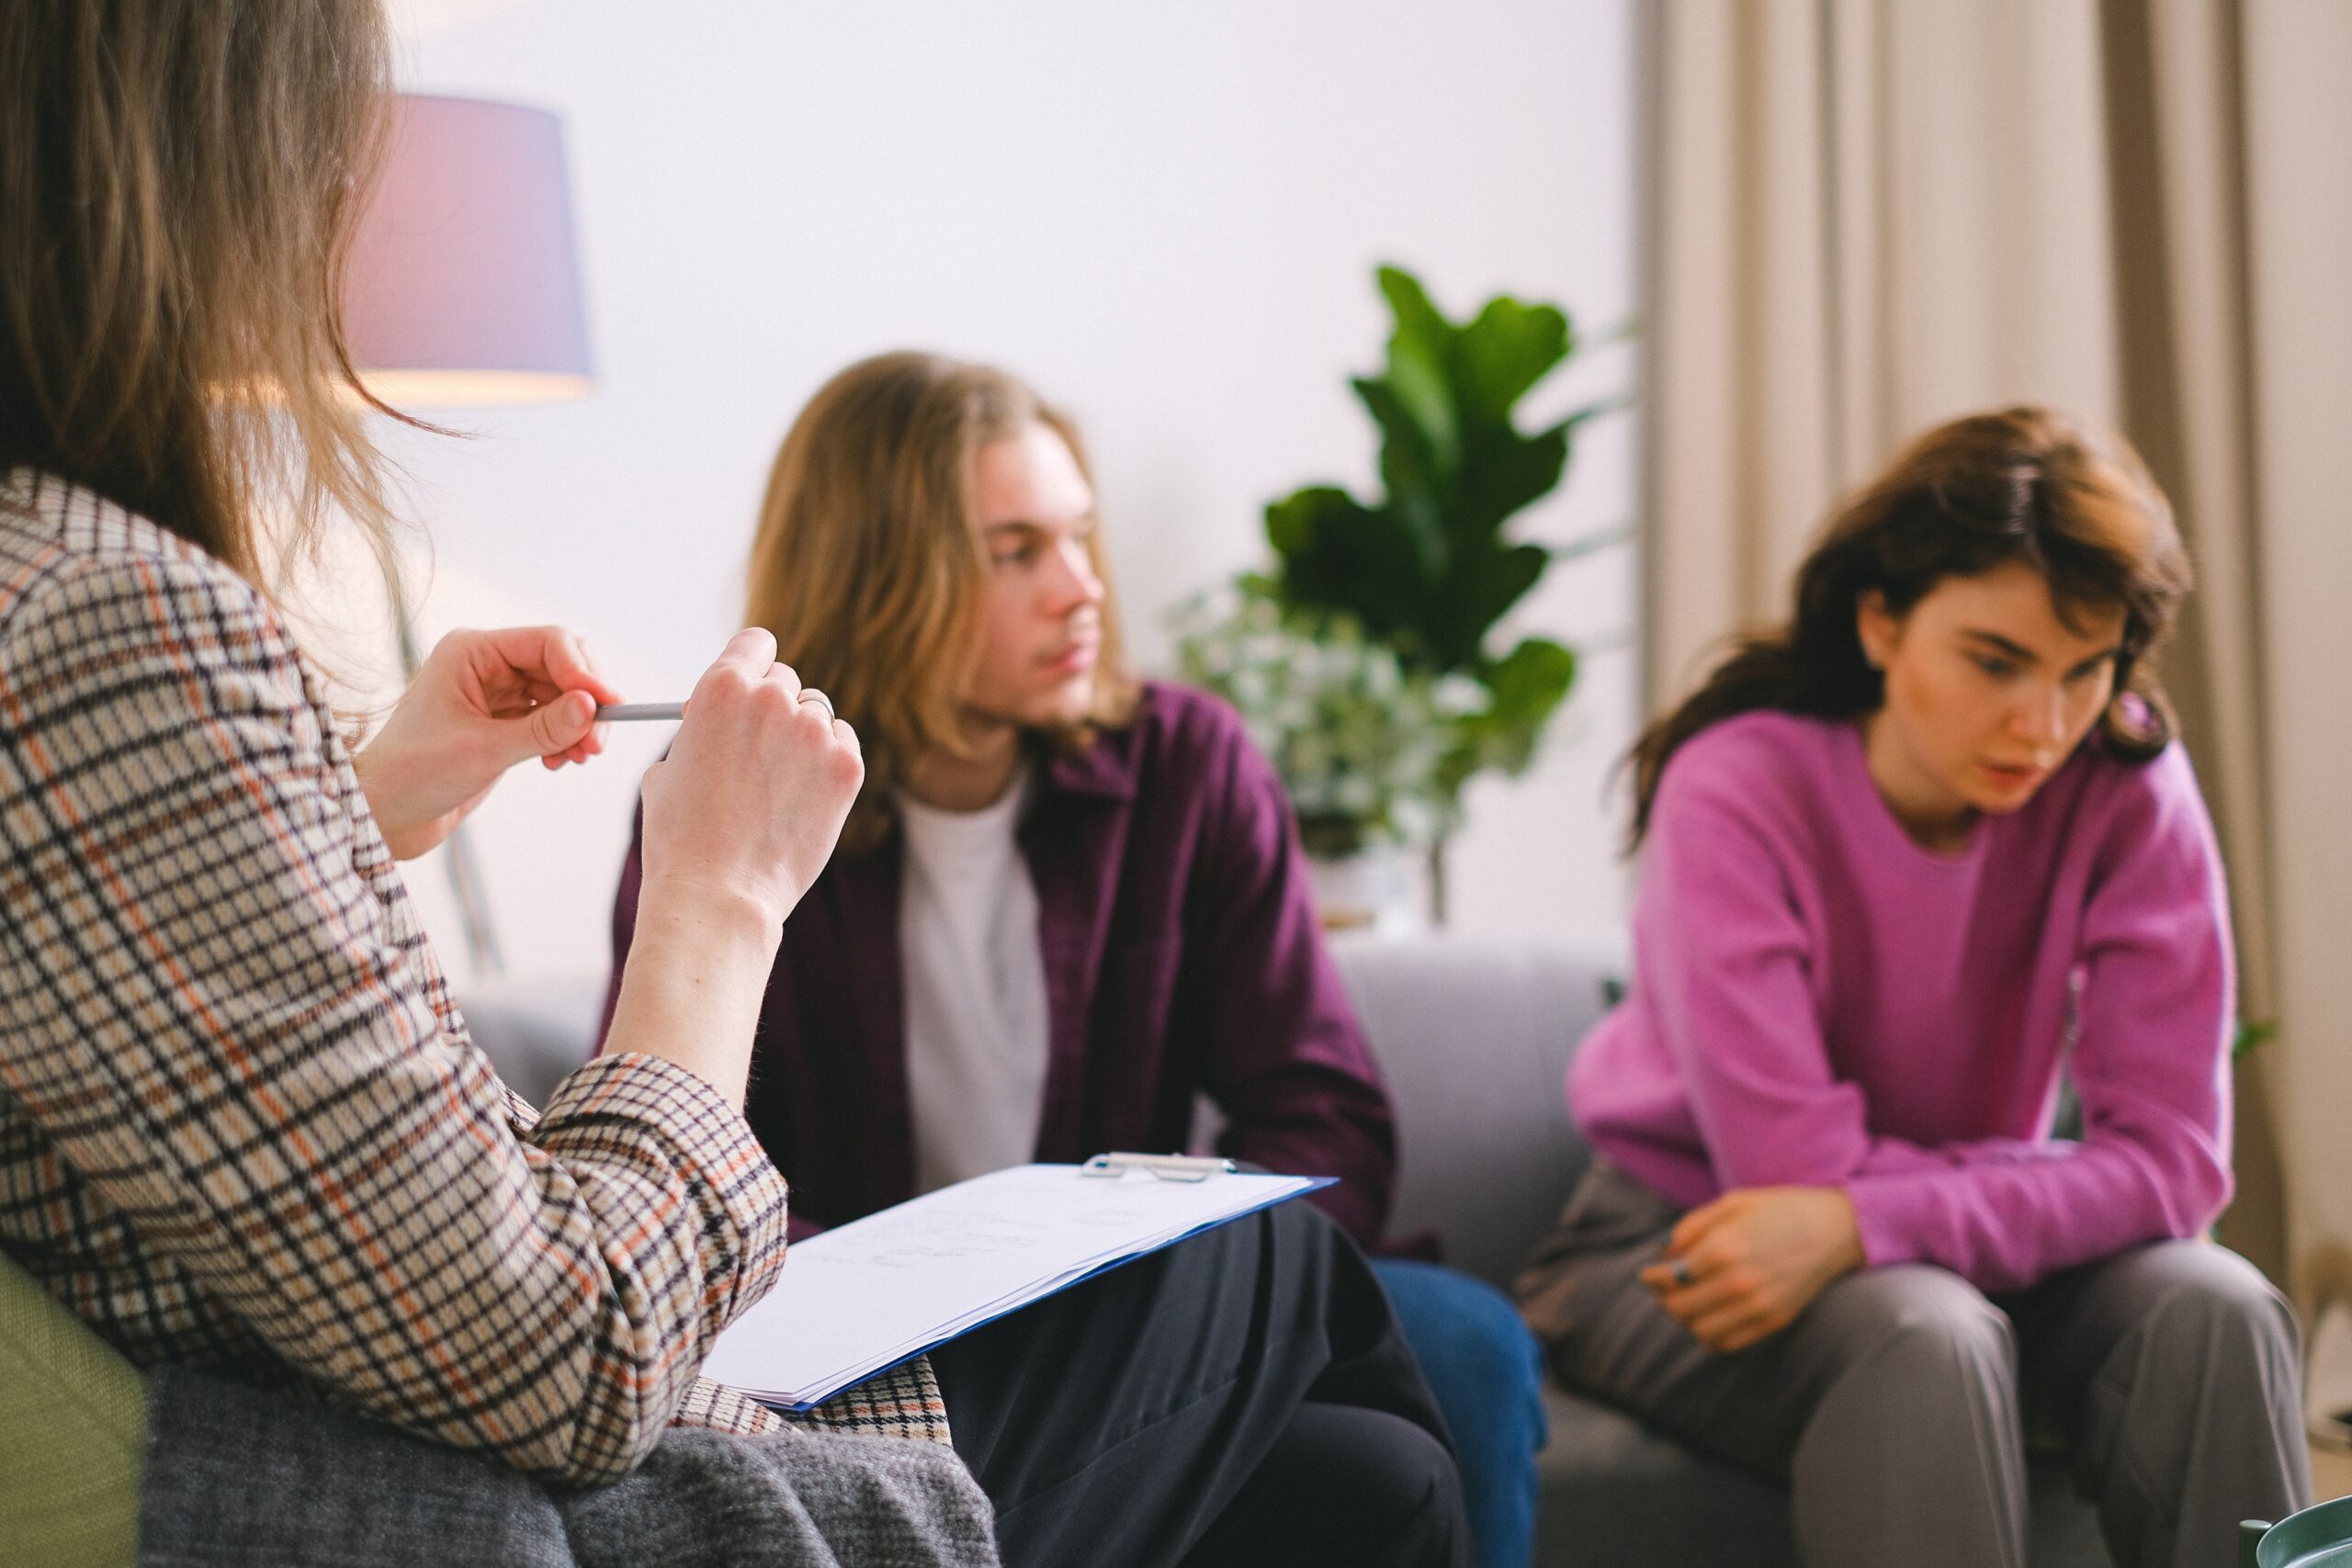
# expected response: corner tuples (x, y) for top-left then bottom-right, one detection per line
(1080, 1151), (1237, 1181)
(700, 1160), (1336, 1411)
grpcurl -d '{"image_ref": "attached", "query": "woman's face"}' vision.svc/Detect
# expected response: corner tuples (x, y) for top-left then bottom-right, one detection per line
(1858, 558), (2127, 827)
(964, 420), (1105, 732)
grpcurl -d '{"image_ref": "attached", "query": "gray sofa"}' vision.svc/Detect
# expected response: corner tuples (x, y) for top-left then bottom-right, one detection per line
(1324, 936), (2109, 1568)
(461, 935), (2111, 1568)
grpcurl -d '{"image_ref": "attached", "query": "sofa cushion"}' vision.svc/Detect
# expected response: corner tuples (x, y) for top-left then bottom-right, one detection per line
(1535, 1384), (1793, 1566)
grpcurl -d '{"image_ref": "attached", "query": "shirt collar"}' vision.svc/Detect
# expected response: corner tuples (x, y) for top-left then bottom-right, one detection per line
(1040, 708), (1143, 804)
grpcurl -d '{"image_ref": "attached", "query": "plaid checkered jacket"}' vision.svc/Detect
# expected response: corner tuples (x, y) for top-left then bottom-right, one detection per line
(0, 471), (947, 1485)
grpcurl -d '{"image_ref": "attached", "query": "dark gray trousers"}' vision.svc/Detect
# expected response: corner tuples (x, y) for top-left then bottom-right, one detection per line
(1515, 1158), (2312, 1568)
(935, 1195), (1473, 1568)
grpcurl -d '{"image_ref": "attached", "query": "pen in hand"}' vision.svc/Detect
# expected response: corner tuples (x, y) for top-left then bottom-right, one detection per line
(599, 693), (839, 725)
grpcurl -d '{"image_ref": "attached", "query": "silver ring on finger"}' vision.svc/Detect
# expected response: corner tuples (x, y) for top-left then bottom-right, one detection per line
(797, 688), (835, 725)
(1669, 1257), (1695, 1290)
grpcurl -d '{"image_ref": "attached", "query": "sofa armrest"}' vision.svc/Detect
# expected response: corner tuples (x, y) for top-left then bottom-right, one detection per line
(0, 1250), (142, 1566)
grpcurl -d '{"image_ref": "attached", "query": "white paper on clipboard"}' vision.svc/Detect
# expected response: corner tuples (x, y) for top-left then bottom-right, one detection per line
(699, 1162), (1333, 1410)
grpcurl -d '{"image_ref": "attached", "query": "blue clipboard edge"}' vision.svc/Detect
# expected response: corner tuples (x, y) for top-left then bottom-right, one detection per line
(762, 1173), (1340, 1413)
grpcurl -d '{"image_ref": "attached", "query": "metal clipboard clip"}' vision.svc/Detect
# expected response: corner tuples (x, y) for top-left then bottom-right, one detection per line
(1080, 1151), (1237, 1183)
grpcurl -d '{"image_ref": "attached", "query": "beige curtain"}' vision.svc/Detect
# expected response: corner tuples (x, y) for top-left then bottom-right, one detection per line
(1644, 0), (2119, 695)
(2235, 2), (2352, 1317)
(1640, 0), (2352, 1304)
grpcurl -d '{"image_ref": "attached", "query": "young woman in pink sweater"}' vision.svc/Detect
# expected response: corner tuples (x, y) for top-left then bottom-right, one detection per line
(1515, 407), (2309, 1568)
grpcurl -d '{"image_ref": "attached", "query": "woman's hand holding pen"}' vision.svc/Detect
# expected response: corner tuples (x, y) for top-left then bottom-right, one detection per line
(605, 628), (858, 1106)
(355, 626), (622, 861)
(1639, 1186), (1865, 1353)
(636, 626), (861, 935)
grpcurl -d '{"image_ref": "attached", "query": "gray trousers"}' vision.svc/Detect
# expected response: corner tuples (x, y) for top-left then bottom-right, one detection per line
(1514, 1158), (2312, 1568)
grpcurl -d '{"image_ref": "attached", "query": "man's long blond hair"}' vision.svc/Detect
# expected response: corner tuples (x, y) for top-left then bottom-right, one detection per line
(745, 353), (1137, 855)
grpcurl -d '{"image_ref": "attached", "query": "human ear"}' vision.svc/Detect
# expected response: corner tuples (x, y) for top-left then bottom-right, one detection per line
(1855, 590), (1899, 672)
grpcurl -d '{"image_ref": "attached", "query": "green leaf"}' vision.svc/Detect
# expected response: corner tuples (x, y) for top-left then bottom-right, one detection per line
(1429, 541), (1549, 670)
(1453, 296), (1571, 419)
(1373, 267), (1460, 472)
(1265, 484), (1436, 647)
(1351, 378), (1451, 560)
(1485, 637), (1577, 717)
(1442, 637), (1577, 784)
(1265, 484), (1354, 558)
(1451, 421), (1569, 547)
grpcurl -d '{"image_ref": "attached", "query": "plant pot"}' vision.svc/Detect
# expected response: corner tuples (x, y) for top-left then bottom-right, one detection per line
(1306, 845), (1425, 935)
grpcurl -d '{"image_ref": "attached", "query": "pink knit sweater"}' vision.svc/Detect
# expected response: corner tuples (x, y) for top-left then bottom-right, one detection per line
(1570, 710), (2235, 1292)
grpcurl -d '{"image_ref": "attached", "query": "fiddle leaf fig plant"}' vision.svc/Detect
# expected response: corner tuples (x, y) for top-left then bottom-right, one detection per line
(1180, 264), (1613, 856)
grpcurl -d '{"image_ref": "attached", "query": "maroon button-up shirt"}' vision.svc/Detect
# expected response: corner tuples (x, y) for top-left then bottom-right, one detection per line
(598, 681), (1397, 1246)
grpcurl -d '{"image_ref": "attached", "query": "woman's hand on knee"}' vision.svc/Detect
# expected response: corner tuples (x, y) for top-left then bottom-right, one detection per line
(356, 625), (623, 859)
(636, 628), (863, 932)
(1638, 1186), (1865, 1353)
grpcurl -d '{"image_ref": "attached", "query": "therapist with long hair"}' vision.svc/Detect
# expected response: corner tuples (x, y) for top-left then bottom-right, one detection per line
(0, 9), (1461, 1565)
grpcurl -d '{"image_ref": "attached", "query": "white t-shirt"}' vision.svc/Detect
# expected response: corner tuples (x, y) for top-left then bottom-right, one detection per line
(897, 767), (1050, 1195)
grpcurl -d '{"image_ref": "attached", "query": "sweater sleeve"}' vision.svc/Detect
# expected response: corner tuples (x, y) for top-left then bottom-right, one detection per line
(0, 554), (789, 1485)
(1188, 703), (1397, 1246)
(1843, 746), (2234, 1291)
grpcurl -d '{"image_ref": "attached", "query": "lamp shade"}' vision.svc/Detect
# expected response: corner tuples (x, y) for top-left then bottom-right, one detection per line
(342, 94), (593, 407)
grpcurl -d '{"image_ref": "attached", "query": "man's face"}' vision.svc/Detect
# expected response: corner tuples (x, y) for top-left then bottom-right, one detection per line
(964, 420), (1105, 731)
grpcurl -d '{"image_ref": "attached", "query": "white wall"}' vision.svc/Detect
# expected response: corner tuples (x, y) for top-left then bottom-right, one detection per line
(379, 0), (1639, 987)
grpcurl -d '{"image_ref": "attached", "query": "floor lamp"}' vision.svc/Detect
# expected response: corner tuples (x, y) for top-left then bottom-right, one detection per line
(341, 92), (594, 977)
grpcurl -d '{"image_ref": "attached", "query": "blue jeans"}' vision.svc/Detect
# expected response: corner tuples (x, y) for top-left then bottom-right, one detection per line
(1371, 1258), (1547, 1568)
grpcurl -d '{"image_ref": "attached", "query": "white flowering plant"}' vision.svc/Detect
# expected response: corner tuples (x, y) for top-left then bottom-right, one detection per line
(1172, 580), (1486, 857)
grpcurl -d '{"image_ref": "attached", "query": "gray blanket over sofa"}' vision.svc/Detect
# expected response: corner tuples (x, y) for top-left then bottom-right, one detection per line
(137, 1366), (998, 1568)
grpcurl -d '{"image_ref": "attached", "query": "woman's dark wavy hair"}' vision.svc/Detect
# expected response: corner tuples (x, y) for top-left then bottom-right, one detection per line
(1629, 405), (2192, 846)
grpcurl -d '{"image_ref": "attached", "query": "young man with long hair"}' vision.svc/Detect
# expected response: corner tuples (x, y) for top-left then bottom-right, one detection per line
(601, 351), (1546, 1567)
